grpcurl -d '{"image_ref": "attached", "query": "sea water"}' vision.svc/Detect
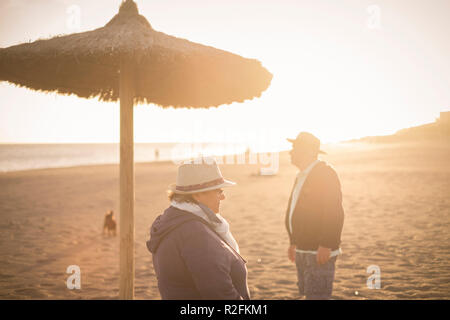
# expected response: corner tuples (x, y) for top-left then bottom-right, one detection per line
(0, 142), (250, 172)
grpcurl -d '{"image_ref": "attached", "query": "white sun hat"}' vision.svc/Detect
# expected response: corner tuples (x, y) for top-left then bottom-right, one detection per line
(169, 157), (236, 194)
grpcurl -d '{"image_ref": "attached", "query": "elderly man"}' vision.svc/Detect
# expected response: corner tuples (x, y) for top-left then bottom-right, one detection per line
(285, 132), (344, 300)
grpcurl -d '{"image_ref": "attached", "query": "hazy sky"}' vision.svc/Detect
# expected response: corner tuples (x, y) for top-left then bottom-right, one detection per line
(0, 0), (449, 146)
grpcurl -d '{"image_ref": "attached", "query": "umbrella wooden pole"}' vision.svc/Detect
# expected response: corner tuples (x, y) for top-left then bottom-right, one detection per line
(119, 59), (135, 300)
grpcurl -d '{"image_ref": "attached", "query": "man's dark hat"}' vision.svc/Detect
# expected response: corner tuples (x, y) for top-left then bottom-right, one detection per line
(287, 132), (327, 155)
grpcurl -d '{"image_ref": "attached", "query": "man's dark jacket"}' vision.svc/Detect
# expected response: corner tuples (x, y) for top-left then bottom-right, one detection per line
(285, 161), (344, 251)
(147, 206), (250, 300)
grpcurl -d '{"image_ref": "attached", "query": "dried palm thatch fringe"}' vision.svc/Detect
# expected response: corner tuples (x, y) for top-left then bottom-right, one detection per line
(0, 0), (272, 108)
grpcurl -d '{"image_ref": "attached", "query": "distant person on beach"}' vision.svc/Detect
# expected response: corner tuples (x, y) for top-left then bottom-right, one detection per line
(285, 132), (344, 300)
(146, 157), (249, 300)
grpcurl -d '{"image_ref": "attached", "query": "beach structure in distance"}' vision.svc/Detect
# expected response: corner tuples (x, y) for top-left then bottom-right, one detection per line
(0, 0), (272, 299)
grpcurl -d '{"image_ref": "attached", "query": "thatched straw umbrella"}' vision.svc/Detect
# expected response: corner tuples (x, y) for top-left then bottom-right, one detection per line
(0, 0), (272, 299)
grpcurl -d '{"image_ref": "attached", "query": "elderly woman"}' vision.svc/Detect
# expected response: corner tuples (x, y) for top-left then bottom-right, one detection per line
(146, 157), (249, 300)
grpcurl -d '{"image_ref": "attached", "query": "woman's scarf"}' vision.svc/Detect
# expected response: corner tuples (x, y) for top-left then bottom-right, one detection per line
(170, 200), (240, 253)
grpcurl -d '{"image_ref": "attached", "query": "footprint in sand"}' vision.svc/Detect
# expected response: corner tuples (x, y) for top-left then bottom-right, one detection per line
(14, 288), (48, 299)
(39, 282), (56, 288)
(275, 279), (292, 285)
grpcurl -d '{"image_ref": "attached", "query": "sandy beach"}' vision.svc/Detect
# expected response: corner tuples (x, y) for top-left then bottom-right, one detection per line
(0, 141), (449, 299)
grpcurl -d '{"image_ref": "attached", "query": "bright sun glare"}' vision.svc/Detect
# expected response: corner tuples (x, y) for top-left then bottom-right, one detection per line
(0, 0), (448, 145)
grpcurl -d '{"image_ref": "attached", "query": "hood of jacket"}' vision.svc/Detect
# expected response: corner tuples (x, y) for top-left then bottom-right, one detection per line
(146, 206), (201, 254)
